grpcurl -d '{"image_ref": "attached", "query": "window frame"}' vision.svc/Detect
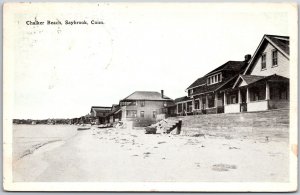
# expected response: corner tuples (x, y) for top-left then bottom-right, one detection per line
(140, 111), (145, 118)
(261, 53), (267, 70)
(126, 110), (137, 118)
(207, 73), (222, 85)
(272, 49), (278, 67)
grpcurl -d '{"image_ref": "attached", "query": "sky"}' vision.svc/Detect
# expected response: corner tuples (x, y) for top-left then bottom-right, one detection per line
(7, 3), (295, 119)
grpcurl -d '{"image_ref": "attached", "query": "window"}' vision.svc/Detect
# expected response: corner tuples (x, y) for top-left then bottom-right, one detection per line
(140, 101), (145, 107)
(261, 53), (266, 70)
(272, 50), (278, 67)
(153, 111), (157, 118)
(140, 111), (144, 118)
(207, 73), (222, 85)
(207, 94), (215, 108)
(230, 95), (237, 104)
(128, 101), (137, 106)
(126, 110), (137, 118)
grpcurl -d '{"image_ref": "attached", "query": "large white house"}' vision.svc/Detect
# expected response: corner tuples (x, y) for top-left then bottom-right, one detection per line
(175, 34), (290, 115)
(223, 34), (289, 113)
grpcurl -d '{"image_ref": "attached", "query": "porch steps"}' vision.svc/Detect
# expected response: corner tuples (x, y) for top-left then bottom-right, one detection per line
(155, 119), (182, 134)
(171, 108), (290, 139)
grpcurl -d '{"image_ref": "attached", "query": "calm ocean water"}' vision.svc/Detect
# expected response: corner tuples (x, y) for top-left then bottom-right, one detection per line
(13, 125), (78, 161)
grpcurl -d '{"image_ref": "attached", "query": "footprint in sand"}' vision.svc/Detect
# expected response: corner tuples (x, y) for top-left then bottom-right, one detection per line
(143, 152), (151, 158)
(195, 162), (201, 168)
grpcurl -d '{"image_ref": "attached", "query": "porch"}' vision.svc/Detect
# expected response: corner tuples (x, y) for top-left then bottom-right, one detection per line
(176, 100), (193, 116)
(191, 91), (224, 115)
(224, 75), (289, 113)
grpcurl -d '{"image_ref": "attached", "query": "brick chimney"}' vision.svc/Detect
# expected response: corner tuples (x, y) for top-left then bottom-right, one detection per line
(161, 90), (164, 98)
(244, 54), (251, 62)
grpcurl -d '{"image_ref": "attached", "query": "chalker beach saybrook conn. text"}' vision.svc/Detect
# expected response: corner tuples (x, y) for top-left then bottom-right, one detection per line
(26, 19), (104, 25)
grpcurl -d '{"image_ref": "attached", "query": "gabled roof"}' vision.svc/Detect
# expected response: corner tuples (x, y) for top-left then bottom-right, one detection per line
(121, 91), (173, 101)
(267, 35), (289, 55)
(233, 74), (289, 89)
(244, 34), (289, 74)
(175, 96), (192, 103)
(233, 75), (265, 88)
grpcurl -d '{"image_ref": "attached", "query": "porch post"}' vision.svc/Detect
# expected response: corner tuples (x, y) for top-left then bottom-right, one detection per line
(238, 89), (242, 104)
(215, 92), (218, 108)
(246, 88), (250, 103)
(205, 94), (208, 109)
(176, 104), (179, 114)
(186, 102), (188, 113)
(192, 99), (195, 112)
(265, 82), (270, 100)
(224, 92), (227, 105)
(199, 96), (203, 110)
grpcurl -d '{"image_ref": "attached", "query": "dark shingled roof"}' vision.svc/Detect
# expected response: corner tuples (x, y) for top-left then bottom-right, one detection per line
(218, 74), (240, 91)
(206, 61), (247, 76)
(187, 60), (247, 90)
(121, 91), (173, 101)
(186, 76), (207, 90)
(90, 106), (112, 117)
(175, 96), (192, 103)
(237, 74), (289, 89)
(262, 74), (289, 82)
(266, 35), (289, 55)
(191, 77), (233, 95)
(240, 75), (266, 85)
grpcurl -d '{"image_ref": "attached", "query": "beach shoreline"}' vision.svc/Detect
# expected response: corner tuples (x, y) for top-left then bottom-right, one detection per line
(12, 124), (289, 182)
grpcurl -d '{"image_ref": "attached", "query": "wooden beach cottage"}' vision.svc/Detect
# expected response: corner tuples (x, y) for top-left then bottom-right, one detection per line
(90, 106), (112, 125)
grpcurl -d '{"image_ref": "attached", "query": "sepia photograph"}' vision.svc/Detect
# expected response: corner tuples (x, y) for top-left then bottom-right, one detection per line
(3, 2), (298, 192)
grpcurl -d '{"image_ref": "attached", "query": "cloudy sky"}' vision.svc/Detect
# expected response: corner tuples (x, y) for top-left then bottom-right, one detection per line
(7, 3), (296, 119)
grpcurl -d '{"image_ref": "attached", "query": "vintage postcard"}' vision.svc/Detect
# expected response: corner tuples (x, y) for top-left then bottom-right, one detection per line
(3, 2), (298, 192)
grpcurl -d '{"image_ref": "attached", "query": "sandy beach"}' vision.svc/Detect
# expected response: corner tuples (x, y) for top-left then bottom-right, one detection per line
(12, 124), (289, 182)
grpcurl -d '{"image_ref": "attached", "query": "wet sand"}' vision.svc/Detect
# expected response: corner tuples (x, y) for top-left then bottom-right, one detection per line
(13, 125), (289, 182)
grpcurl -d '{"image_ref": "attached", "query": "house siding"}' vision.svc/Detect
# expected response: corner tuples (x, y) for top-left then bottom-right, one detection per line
(250, 43), (289, 78)
(121, 100), (173, 127)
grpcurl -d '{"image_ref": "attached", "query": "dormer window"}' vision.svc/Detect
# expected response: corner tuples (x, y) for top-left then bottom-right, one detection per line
(188, 89), (193, 96)
(207, 73), (222, 85)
